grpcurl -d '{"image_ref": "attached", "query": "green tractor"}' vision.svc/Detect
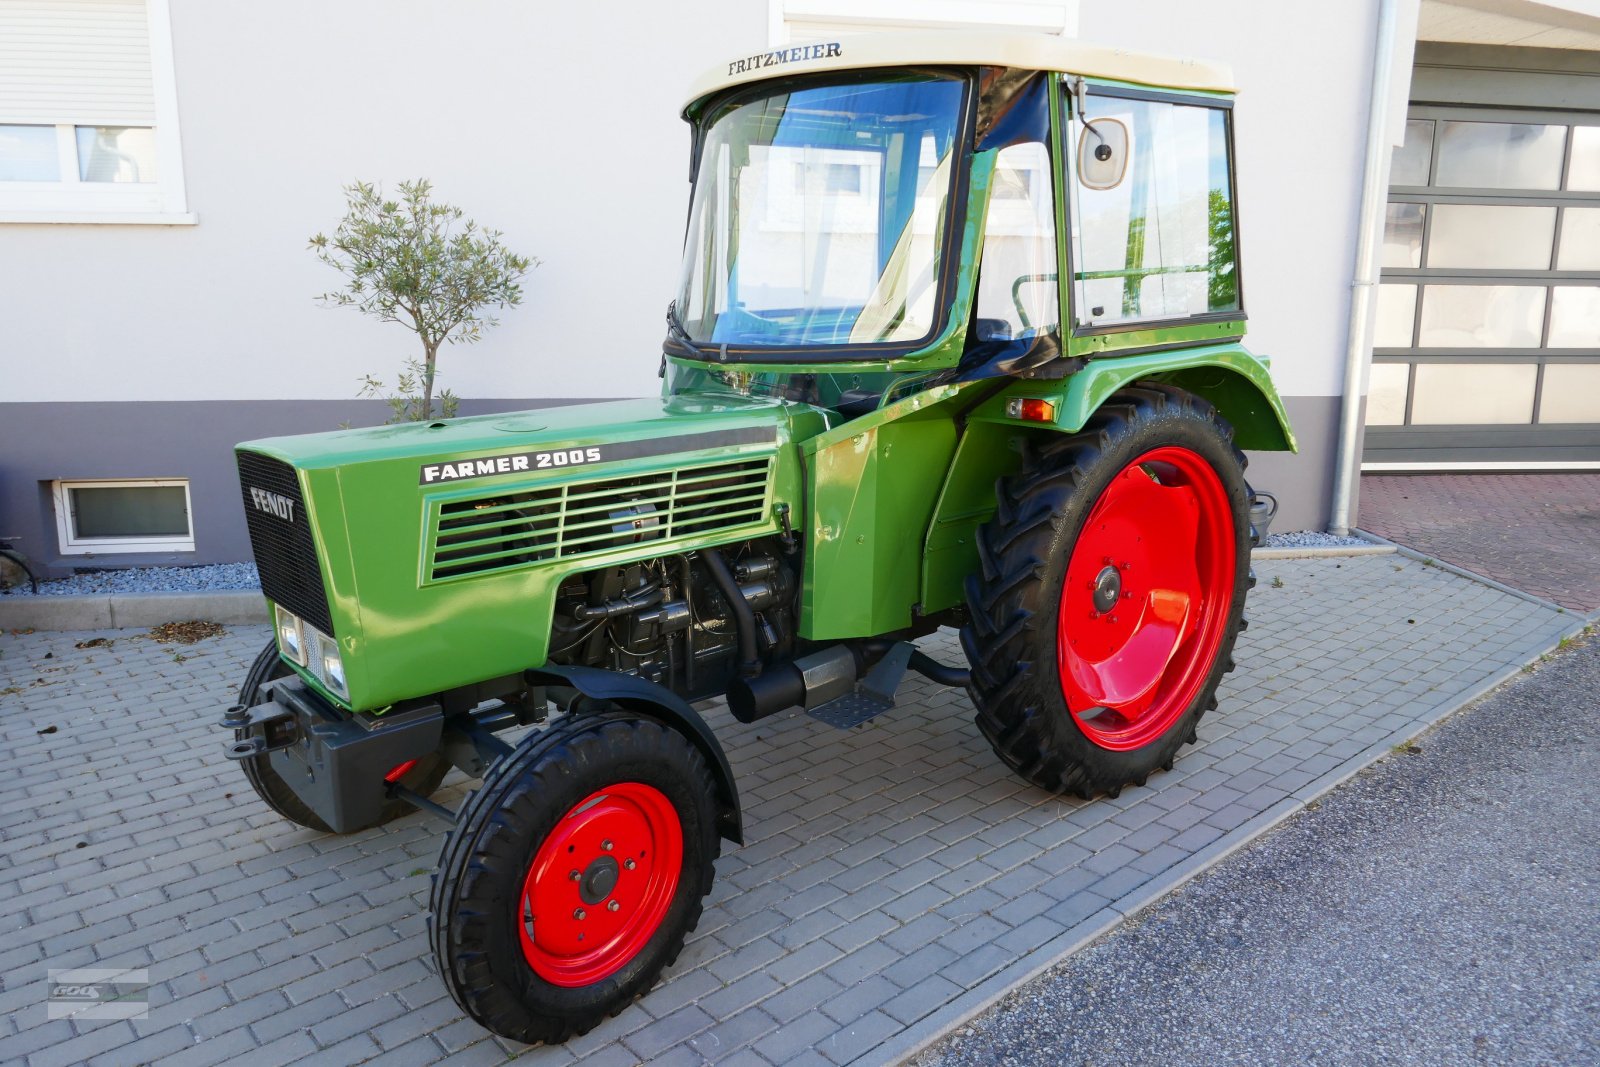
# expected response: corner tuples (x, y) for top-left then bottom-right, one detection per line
(223, 29), (1294, 1044)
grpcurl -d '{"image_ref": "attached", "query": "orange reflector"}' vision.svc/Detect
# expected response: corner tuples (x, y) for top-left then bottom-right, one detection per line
(384, 759), (419, 784)
(1006, 397), (1056, 422)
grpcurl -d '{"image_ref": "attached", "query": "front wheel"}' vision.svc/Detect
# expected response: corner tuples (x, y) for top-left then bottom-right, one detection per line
(961, 383), (1251, 798)
(429, 712), (719, 1044)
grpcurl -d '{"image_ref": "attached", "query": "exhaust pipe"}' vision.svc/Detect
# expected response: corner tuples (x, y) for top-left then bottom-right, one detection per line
(726, 645), (860, 724)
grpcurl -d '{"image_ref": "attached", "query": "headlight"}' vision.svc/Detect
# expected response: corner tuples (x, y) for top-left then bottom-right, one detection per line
(275, 605), (305, 664)
(321, 643), (348, 698)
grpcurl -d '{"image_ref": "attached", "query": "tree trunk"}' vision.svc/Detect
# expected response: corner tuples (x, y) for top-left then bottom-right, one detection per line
(422, 344), (438, 421)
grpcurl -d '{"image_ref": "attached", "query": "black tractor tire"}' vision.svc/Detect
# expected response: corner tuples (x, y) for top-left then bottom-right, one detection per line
(429, 712), (720, 1044)
(234, 638), (449, 833)
(960, 382), (1252, 799)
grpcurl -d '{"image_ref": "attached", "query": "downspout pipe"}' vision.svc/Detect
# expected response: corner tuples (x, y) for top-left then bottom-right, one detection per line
(1329, 0), (1403, 535)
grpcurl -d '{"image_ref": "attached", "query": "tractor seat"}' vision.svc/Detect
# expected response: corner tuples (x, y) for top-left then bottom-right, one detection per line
(833, 389), (884, 419)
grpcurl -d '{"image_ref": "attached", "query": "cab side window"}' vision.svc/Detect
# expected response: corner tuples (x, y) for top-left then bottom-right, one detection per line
(974, 141), (1060, 340)
(1070, 93), (1239, 327)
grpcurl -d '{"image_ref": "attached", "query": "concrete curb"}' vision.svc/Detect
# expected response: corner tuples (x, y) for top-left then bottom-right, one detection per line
(0, 589), (269, 631)
(859, 597), (1589, 1066)
(1250, 544), (1394, 561)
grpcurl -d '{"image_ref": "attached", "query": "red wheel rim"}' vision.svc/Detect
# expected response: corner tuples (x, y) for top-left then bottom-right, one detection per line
(517, 782), (682, 987)
(1056, 446), (1235, 751)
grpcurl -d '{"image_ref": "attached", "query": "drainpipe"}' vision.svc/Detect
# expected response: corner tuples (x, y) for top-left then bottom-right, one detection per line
(1329, 0), (1404, 535)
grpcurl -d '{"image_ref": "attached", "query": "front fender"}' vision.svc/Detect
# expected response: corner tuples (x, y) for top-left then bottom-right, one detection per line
(525, 664), (743, 845)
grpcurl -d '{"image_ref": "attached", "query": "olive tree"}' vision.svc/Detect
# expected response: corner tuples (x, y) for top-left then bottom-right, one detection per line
(310, 179), (534, 422)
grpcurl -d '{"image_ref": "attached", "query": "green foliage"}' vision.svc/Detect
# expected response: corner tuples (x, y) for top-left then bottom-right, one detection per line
(310, 179), (535, 422)
(1207, 188), (1237, 310)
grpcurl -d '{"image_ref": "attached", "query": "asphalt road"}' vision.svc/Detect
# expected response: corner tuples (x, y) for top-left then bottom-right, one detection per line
(919, 627), (1600, 1067)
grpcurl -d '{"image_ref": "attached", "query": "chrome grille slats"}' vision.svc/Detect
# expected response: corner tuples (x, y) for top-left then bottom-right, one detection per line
(425, 456), (772, 582)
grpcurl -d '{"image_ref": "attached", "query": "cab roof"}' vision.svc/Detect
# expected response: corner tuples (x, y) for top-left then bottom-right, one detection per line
(683, 29), (1235, 115)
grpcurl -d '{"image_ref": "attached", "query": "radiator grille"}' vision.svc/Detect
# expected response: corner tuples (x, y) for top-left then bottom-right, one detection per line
(427, 457), (773, 582)
(236, 450), (335, 637)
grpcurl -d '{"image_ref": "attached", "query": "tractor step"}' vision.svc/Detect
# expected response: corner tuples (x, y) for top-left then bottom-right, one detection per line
(807, 641), (913, 729)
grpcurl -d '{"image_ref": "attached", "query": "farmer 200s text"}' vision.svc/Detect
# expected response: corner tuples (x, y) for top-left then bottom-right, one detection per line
(224, 30), (1295, 1043)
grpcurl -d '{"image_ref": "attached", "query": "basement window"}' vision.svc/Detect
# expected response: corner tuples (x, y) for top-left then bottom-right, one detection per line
(53, 479), (195, 554)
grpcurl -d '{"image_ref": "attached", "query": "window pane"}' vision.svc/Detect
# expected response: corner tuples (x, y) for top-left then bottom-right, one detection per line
(1547, 286), (1600, 348)
(1569, 126), (1600, 191)
(1382, 203), (1424, 268)
(76, 126), (157, 183)
(1427, 205), (1555, 270)
(976, 142), (1058, 339)
(1390, 119), (1433, 186)
(1073, 98), (1236, 324)
(1539, 364), (1600, 422)
(1374, 283), (1417, 348)
(1557, 208), (1600, 271)
(1418, 285), (1545, 348)
(70, 485), (189, 539)
(0, 124), (60, 181)
(1366, 362), (1410, 425)
(674, 78), (963, 346)
(1410, 363), (1536, 424)
(1434, 121), (1564, 190)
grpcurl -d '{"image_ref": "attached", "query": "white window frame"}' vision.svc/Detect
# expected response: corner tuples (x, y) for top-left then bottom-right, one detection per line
(52, 478), (196, 555)
(0, 0), (194, 225)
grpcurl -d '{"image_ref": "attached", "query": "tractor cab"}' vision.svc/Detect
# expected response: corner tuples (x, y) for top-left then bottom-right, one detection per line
(664, 31), (1249, 420)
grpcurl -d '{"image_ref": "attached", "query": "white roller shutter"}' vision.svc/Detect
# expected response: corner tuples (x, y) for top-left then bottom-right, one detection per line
(0, 0), (155, 126)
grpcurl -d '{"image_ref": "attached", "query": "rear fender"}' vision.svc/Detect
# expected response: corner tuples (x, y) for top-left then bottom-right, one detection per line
(967, 345), (1298, 452)
(920, 346), (1295, 613)
(524, 664), (742, 845)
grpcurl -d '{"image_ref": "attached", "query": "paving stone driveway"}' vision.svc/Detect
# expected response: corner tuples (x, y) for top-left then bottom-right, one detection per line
(1360, 472), (1600, 612)
(0, 555), (1582, 1067)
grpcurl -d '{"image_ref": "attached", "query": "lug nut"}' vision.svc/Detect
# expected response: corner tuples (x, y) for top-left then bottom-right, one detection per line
(624, 859), (636, 871)
(573, 908), (586, 920)
(569, 869), (581, 881)
(601, 839), (613, 852)
(607, 900), (620, 912)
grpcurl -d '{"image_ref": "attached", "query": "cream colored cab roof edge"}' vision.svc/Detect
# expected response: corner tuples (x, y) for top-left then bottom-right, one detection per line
(683, 29), (1234, 114)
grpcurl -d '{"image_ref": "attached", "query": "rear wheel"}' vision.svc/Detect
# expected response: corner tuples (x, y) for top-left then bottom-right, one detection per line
(429, 712), (719, 1044)
(234, 639), (448, 832)
(961, 384), (1251, 798)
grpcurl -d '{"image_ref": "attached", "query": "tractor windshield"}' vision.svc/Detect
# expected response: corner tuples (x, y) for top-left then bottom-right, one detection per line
(674, 74), (965, 352)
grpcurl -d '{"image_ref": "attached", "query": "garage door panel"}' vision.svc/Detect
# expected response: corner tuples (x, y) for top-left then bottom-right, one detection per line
(1367, 103), (1600, 468)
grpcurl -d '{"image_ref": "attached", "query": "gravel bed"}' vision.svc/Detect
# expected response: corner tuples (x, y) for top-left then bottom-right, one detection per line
(1260, 529), (1369, 549)
(0, 562), (260, 597)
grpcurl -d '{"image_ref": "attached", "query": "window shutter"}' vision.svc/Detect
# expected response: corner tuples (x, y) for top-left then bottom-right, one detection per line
(0, 0), (155, 126)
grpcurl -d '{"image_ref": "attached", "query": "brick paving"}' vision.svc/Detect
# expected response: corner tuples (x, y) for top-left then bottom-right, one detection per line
(1359, 473), (1600, 612)
(0, 554), (1581, 1067)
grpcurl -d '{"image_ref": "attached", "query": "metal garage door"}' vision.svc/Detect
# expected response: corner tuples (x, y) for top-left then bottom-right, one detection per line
(1363, 107), (1600, 468)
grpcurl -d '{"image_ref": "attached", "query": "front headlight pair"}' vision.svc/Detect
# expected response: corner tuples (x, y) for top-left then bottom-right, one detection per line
(274, 604), (348, 699)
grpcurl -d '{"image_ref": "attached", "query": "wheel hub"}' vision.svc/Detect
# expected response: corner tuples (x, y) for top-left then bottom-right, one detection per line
(1091, 565), (1122, 614)
(1056, 447), (1237, 751)
(516, 782), (683, 987)
(578, 855), (620, 905)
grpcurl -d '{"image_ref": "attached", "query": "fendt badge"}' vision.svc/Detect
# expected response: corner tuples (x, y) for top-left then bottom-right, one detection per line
(248, 488), (297, 522)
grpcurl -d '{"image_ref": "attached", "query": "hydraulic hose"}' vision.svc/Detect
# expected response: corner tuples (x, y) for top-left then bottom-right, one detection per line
(698, 548), (760, 678)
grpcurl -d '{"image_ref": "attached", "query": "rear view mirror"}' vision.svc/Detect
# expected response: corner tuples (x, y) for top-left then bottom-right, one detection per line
(1078, 119), (1129, 191)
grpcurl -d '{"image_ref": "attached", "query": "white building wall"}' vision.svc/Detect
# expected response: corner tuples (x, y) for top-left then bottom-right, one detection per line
(1, 0), (1378, 568)
(3, 0), (766, 405)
